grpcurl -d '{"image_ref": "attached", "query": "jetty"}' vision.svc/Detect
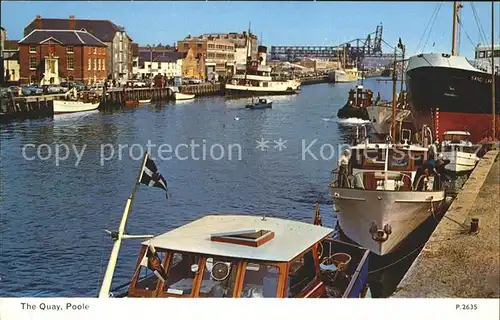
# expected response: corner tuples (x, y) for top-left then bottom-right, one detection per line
(393, 149), (500, 298)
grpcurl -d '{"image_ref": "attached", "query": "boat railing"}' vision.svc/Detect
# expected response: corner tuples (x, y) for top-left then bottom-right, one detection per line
(330, 169), (415, 191)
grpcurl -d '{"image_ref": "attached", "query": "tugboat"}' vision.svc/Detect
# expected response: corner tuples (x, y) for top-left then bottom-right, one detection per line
(336, 85), (372, 120)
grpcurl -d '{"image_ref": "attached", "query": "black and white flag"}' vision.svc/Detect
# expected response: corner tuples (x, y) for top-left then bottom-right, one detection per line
(140, 155), (169, 198)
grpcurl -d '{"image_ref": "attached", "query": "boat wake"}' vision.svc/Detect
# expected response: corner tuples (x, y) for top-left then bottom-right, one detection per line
(337, 117), (370, 125)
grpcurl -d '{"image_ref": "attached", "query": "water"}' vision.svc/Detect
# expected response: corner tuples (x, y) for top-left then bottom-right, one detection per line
(0, 80), (396, 297)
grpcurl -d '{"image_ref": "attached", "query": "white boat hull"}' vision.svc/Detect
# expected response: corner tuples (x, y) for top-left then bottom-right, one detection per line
(225, 80), (301, 96)
(138, 99), (151, 104)
(53, 100), (100, 114)
(330, 187), (444, 256)
(442, 150), (478, 172)
(174, 92), (195, 100)
(331, 70), (358, 83)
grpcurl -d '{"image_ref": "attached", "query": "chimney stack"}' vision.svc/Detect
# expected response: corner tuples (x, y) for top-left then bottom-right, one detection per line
(35, 15), (42, 29)
(69, 15), (76, 30)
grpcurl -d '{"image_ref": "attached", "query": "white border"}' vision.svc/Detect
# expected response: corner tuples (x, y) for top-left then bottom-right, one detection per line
(0, 298), (498, 320)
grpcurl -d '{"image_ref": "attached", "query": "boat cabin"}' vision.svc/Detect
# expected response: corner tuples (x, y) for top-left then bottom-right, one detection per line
(124, 215), (369, 298)
(441, 131), (478, 153)
(338, 142), (434, 191)
(347, 85), (373, 108)
(441, 131), (474, 145)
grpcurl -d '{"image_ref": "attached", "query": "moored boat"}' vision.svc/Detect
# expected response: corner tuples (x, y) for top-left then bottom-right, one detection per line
(139, 98), (152, 104)
(53, 100), (100, 114)
(440, 131), (480, 172)
(174, 92), (195, 100)
(406, 2), (500, 144)
(329, 133), (447, 256)
(53, 87), (100, 114)
(110, 214), (370, 298)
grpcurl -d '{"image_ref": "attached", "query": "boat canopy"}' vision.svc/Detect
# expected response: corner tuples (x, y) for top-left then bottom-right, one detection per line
(142, 215), (333, 262)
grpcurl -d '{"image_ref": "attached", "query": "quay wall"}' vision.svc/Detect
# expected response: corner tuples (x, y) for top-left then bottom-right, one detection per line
(1, 95), (56, 122)
(393, 149), (500, 298)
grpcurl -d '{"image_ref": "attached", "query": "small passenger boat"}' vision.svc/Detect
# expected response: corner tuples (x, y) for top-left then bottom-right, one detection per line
(245, 98), (273, 109)
(174, 92), (195, 100)
(108, 214), (370, 298)
(139, 99), (152, 104)
(441, 131), (480, 172)
(53, 87), (100, 114)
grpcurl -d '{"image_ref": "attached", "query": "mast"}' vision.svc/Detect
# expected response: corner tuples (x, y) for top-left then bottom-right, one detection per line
(451, 1), (458, 56)
(391, 45), (397, 140)
(98, 153), (150, 298)
(451, 2), (463, 56)
(244, 22), (251, 83)
(492, 1), (496, 141)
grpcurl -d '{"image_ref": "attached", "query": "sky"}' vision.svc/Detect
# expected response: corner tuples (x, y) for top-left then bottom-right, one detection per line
(1, 1), (499, 59)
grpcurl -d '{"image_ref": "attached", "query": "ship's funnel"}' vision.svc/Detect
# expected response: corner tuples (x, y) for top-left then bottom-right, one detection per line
(258, 45), (267, 66)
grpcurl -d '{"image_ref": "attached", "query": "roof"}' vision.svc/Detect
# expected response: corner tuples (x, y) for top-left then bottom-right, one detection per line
(443, 131), (471, 135)
(138, 51), (186, 65)
(3, 40), (19, 51)
(143, 215), (333, 262)
(4, 51), (19, 61)
(19, 29), (107, 47)
(24, 17), (126, 42)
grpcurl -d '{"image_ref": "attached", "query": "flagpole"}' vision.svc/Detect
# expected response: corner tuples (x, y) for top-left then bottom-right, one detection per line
(98, 152), (149, 298)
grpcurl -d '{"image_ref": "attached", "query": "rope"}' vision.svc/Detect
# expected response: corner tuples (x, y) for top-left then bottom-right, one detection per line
(422, 2), (443, 52)
(368, 232), (471, 274)
(416, 2), (442, 52)
(470, 2), (489, 46)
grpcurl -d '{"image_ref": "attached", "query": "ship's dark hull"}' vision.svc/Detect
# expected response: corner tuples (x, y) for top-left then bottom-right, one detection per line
(406, 66), (500, 143)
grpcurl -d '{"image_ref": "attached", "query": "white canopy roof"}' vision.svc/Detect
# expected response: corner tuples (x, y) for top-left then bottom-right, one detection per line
(143, 215), (333, 262)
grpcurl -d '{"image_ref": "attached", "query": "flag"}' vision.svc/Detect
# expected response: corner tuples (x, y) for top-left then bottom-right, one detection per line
(140, 155), (169, 198)
(140, 244), (166, 282)
(397, 38), (403, 50)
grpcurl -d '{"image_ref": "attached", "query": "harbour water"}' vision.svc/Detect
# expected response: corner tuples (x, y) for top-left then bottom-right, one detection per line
(1, 79), (402, 297)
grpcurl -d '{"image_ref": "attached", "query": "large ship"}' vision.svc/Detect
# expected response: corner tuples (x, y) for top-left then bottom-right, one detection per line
(225, 45), (301, 97)
(406, 2), (499, 143)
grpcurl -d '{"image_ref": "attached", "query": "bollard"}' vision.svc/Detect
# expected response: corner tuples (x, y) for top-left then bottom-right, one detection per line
(469, 218), (479, 233)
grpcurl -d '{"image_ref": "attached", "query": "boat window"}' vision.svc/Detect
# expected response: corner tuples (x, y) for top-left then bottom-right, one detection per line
(287, 249), (316, 297)
(412, 152), (425, 167)
(389, 150), (409, 170)
(134, 249), (167, 291)
(364, 149), (385, 164)
(240, 263), (280, 298)
(443, 134), (469, 143)
(163, 252), (201, 296)
(199, 257), (239, 297)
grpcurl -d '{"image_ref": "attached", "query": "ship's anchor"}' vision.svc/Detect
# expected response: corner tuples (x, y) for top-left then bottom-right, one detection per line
(369, 222), (392, 242)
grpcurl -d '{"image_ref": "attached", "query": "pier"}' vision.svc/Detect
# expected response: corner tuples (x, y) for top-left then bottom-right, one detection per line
(180, 83), (222, 96)
(393, 149), (500, 298)
(0, 94), (58, 122)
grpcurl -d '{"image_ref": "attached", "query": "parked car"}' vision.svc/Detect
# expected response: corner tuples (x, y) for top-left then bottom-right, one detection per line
(8, 86), (21, 97)
(42, 85), (63, 94)
(0, 87), (11, 98)
(89, 83), (105, 91)
(184, 77), (202, 84)
(21, 85), (43, 95)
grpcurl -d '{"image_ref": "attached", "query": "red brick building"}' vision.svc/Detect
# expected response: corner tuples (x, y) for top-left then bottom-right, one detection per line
(19, 29), (108, 85)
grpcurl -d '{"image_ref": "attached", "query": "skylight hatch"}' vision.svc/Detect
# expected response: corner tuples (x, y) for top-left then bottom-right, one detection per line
(210, 229), (274, 247)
